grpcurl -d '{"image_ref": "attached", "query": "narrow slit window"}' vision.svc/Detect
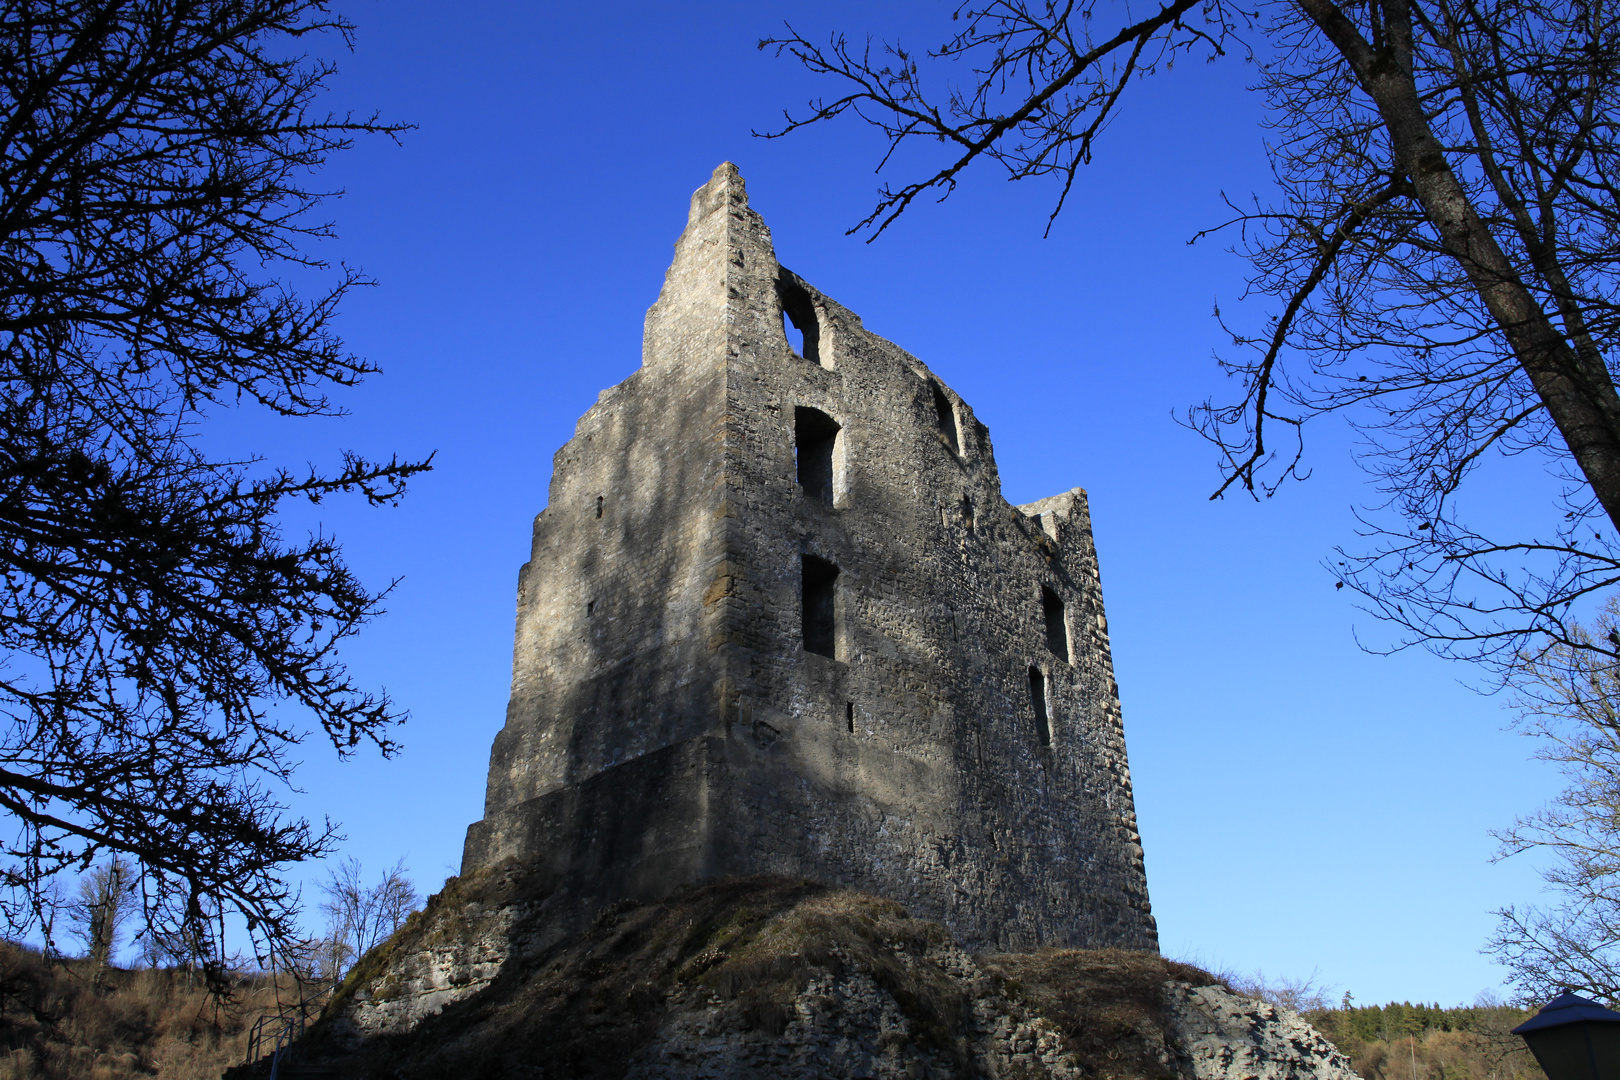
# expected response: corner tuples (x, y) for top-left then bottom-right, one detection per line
(795, 407), (840, 506)
(801, 554), (839, 658)
(595, 495), (603, 519)
(931, 382), (960, 455)
(1029, 666), (1052, 747)
(1042, 586), (1069, 661)
(846, 701), (855, 734)
(779, 279), (821, 364)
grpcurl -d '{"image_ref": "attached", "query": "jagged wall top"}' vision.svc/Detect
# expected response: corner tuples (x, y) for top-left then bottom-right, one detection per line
(642, 162), (770, 373)
(463, 163), (1156, 955)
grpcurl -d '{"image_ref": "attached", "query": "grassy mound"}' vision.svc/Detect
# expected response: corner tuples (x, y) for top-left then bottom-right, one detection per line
(269, 873), (1226, 1080)
(983, 950), (1225, 1080)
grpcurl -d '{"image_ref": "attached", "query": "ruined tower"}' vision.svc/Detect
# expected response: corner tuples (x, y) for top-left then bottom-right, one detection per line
(460, 164), (1156, 952)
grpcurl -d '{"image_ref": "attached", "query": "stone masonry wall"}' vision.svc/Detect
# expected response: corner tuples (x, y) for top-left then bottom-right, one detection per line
(461, 163), (1155, 952)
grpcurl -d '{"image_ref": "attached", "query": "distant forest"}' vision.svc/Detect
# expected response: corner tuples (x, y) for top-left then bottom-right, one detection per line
(1305, 1001), (1544, 1080)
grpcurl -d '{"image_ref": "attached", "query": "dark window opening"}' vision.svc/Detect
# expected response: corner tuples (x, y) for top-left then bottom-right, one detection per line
(595, 495), (603, 519)
(961, 494), (975, 535)
(801, 554), (839, 658)
(1042, 587), (1069, 661)
(779, 279), (821, 364)
(795, 407), (840, 506)
(846, 701), (855, 734)
(931, 382), (960, 455)
(586, 599), (596, 616)
(1029, 666), (1052, 747)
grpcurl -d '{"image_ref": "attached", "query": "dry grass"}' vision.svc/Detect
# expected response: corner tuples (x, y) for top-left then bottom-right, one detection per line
(0, 942), (309, 1080)
(278, 873), (1238, 1080)
(688, 888), (972, 1064)
(983, 949), (1226, 1080)
(1, 872), (1557, 1080)
(299, 876), (843, 1080)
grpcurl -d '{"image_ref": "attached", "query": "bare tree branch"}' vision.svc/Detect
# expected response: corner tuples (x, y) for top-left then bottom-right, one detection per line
(764, 0), (1620, 678)
(0, 0), (429, 989)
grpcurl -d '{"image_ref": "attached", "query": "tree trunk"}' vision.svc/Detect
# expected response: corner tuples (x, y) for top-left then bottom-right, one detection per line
(1296, 0), (1620, 529)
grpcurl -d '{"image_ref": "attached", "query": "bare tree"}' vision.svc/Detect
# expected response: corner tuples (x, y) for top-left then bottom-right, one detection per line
(271, 930), (352, 991)
(135, 919), (210, 976)
(761, 0), (1620, 677)
(67, 856), (132, 970)
(0, 0), (429, 988)
(311, 933), (357, 987)
(33, 879), (63, 964)
(318, 858), (419, 981)
(1488, 596), (1620, 1001)
(1230, 968), (1335, 1012)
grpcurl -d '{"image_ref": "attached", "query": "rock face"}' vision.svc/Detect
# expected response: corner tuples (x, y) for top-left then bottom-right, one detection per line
(321, 863), (526, 1043)
(298, 877), (1356, 1080)
(624, 976), (1361, 1080)
(1165, 985), (1360, 1080)
(461, 162), (1154, 953)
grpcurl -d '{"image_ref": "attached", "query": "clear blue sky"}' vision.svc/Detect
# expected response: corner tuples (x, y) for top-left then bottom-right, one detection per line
(225, 0), (1564, 1006)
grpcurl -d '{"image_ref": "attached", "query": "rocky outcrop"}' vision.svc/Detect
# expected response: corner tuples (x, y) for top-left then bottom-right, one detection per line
(624, 963), (1075, 1080)
(1166, 984), (1361, 1080)
(315, 861), (536, 1044)
(257, 875), (1356, 1080)
(620, 970), (1360, 1080)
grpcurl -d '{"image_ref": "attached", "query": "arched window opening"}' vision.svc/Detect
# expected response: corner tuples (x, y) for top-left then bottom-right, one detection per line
(931, 382), (960, 455)
(801, 554), (840, 658)
(1042, 587), (1069, 661)
(795, 407), (840, 505)
(1028, 666), (1052, 747)
(779, 278), (821, 364)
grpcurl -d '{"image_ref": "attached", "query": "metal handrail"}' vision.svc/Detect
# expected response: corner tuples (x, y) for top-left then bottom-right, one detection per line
(245, 995), (321, 1075)
(245, 1011), (300, 1066)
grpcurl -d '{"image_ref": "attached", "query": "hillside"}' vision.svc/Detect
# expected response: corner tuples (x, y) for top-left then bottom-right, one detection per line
(0, 875), (1556, 1080)
(0, 946), (302, 1080)
(1304, 1002), (1543, 1080)
(233, 872), (1361, 1080)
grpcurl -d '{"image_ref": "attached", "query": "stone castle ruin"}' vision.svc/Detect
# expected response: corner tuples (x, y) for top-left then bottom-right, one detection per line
(457, 162), (1156, 954)
(295, 167), (1365, 1080)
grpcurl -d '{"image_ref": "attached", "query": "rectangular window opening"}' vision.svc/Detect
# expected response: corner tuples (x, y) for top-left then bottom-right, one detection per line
(795, 407), (840, 506)
(931, 382), (960, 456)
(779, 278), (821, 364)
(801, 554), (839, 658)
(1029, 666), (1052, 747)
(595, 494), (603, 519)
(846, 701), (855, 734)
(1042, 586), (1069, 661)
